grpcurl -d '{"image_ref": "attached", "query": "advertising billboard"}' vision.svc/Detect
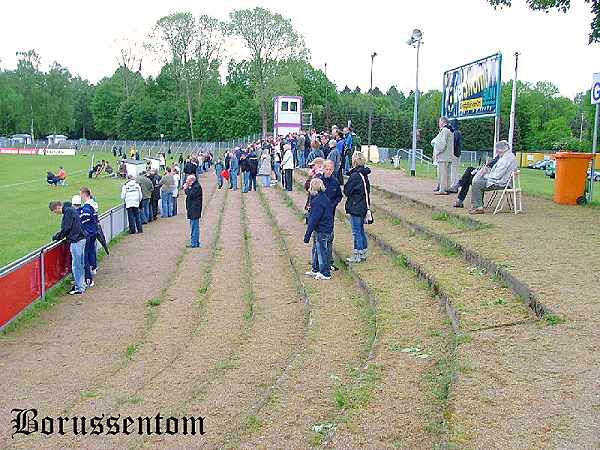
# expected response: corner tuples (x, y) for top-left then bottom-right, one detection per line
(442, 53), (502, 120)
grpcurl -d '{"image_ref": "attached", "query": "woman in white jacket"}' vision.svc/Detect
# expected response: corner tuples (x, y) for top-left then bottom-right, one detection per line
(121, 175), (143, 233)
(282, 143), (295, 191)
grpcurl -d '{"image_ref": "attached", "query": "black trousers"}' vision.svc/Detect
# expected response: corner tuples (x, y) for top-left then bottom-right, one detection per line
(127, 207), (143, 233)
(150, 197), (159, 220)
(284, 169), (293, 191)
(457, 166), (477, 202)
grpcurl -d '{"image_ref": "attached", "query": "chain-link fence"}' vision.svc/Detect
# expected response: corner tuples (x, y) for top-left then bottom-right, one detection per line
(0, 133), (263, 159)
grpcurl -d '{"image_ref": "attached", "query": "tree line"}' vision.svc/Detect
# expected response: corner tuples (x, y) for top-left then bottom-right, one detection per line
(0, 7), (596, 154)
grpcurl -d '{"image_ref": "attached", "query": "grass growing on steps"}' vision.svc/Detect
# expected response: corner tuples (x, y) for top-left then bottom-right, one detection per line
(240, 191), (257, 325)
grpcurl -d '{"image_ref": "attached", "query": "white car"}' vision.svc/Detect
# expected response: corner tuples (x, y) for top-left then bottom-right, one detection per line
(587, 169), (600, 182)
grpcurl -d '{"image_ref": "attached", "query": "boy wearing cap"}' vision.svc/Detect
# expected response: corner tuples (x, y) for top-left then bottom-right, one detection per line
(79, 187), (98, 287)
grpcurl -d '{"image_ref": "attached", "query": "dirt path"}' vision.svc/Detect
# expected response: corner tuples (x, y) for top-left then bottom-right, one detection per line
(154, 190), (307, 449)
(0, 178), (217, 449)
(237, 187), (369, 449)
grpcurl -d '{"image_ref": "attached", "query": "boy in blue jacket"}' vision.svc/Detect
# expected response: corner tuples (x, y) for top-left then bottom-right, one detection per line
(79, 187), (98, 287)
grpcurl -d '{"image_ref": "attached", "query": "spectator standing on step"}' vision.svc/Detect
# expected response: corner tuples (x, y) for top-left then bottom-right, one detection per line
(240, 150), (251, 193)
(230, 149), (240, 190)
(248, 149), (259, 191)
(431, 116), (454, 195)
(159, 167), (176, 217)
(327, 139), (343, 185)
(49, 200), (87, 295)
(172, 167), (180, 216)
(121, 175), (143, 234)
(148, 169), (161, 221)
(136, 172), (153, 224)
(449, 119), (463, 193)
(184, 175), (203, 248)
(343, 151), (371, 263)
(258, 151), (272, 188)
(214, 157), (224, 189)
(282, 143), (295, 191)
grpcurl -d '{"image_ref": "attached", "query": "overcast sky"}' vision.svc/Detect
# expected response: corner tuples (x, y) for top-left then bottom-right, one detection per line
(1, 0), (598, 98)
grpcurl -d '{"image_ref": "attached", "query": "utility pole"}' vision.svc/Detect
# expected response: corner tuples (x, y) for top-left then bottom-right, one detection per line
(508, 52), (519, 153)
(368, 52), (377, 163)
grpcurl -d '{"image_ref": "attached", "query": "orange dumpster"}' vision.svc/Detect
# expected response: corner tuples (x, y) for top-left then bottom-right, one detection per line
(553, 152), (594, 205)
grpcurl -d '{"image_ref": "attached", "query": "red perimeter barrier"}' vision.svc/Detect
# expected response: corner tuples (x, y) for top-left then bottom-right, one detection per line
(0, 242), (70, 329)
(0, 258), (41, 328)
(44, 243), (71, 289)
(0, 148), (42, 155)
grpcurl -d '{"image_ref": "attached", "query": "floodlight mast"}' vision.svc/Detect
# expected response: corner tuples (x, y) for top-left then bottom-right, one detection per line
(408, 29), (423, 177)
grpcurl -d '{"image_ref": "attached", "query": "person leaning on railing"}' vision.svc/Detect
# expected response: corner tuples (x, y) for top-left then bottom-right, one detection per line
(49, 200), (87, 295)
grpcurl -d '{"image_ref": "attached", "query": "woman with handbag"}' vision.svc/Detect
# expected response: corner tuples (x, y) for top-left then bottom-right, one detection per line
(343, 151), (372, 263)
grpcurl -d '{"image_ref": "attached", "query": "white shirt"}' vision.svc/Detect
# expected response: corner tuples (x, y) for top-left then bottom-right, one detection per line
(172, 174), (180, 197)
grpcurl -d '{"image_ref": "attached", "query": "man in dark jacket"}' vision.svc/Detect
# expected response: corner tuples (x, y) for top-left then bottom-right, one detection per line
(148, 170), (162, 221)
(303, 178), (334, 280)
(49, 200), (87, 295)
(343, 153), (371, 263)
(184, 175), (203, 248)
(184, 157), (198, 179)
(248, 150), (259, 191)
(449, 119), (463, 193)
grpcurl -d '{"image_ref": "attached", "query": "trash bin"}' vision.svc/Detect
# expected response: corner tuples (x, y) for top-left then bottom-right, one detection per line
(392, 155), (400, 168)
(553, 152), (594, 205)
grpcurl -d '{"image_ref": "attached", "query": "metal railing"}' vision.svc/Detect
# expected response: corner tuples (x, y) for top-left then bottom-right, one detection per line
(0, 203), (128, 331)
(378, 148), (431, 165)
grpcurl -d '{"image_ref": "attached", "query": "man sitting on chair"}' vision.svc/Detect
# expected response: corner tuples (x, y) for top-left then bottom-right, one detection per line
(454, 155), (499, 208)
(469, 140), (517, 215)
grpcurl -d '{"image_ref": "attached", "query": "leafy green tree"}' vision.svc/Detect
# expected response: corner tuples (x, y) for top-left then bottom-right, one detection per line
(228, 7), (308, 136)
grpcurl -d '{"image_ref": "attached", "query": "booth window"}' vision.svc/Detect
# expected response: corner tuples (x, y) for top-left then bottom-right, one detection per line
(281, 101), (289, 111)
(290, 101), (298, 112)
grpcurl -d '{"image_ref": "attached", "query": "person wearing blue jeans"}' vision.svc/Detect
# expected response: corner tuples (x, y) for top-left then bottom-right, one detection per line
(303, 178), (334, 280)
(230, 168), (239, 190)
(160, 190), (172, 218)
(49, 201), (87, 294)
(140, 198), (150, 224)
(70, 239), (87, 293)
(349, 214), (367, 251)
(343, 152), (371, 262)
(243, 170), (250, 193)
(127, 206), (143, 233)
(274, 160), (281, 183)
(229, 153), (239, 190)
(184, 174), (203, 248)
